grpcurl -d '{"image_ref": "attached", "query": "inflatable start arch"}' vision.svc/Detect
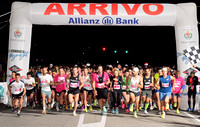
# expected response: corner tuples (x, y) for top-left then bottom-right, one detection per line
(7, 2), (199, 109)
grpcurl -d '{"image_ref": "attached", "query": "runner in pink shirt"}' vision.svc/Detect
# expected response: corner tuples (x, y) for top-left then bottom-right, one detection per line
(92, 65), (110, 115)
(172, 70), (185, 114)
(54, 68), (67, 112)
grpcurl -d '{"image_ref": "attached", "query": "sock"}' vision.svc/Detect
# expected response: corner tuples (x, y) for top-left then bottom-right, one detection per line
(43, 107), (46, 111)
(52, 99), (54, 104)
(150, 102), (152, 106)
(188, 101), (191, 109)
(193, 101), (196, 109)
(166, 103), (169, 110)
(145, 103), (149, 110)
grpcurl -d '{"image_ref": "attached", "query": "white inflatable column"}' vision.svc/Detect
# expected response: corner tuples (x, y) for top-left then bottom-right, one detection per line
(7, 2), (32, 81)
(175, 3), (199, 110)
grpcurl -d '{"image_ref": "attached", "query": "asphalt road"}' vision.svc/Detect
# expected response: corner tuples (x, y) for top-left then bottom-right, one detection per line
(0, 106), (200, 127)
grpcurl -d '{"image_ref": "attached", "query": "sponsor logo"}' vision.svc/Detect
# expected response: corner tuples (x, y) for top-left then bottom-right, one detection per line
(9, 50), (29, 61)
(14, 29), (22, 38)
(9, 65), (22, 73)
(183, 68), (197, 75)
(184, 31), (192, 40)
(102, 16), (113, 25)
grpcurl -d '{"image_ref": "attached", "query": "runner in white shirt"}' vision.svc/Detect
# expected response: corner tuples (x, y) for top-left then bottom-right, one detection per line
(39, 67), (54, 115)
(24, 72), (36, 108)
(82, 67), (93, 112)
(8, 73), (26, 117)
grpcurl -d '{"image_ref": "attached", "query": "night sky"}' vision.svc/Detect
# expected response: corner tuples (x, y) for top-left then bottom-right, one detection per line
(0, 0), (200, 69)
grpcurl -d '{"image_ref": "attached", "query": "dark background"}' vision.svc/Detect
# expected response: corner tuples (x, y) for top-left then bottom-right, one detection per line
(0, 0), (200, 69)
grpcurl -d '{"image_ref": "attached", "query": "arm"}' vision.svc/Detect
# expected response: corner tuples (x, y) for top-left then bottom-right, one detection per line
(138, 76), (143, 89)
(171, 76), (176, 92)
(156, 78), (160, 90)
(151, 76), (154, 87)
(22, 88), (26, 97)
(79, 75), (84, 89)
(193, 65), (200, 71)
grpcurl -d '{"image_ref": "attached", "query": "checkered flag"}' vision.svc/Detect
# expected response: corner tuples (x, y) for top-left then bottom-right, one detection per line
(183, 46), (200, 64)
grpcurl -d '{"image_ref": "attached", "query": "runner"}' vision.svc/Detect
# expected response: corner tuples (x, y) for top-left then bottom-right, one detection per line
(49, 69), (56, 109)
(186, 71), (198, 112)
(141, 67), (154, 114)
(67, 66), (84, 116)
(39, 67), (54, 115)
(54, 68), (67, 112)
(7, 71), (16, 109)
(92, 65), (110, 115)
(82, 67), (93, 112)
(8, 73), (26, 116)
(106, 66), (113, 110)
(154, 67), (162, 115)
(129, 67), (143, 118)
(24, 72), (36, 108)
(172, 70), (185, 114)
(111, 68), (123, 114)
(156, 68), (176, 118)
(122, 70), (131, 113)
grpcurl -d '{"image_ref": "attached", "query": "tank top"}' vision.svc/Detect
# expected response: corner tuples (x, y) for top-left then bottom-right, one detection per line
(122, 77), (130, 90)
(83, 74), (92, 90)
(143, 75), (152, 91)
(130, 76), (140, 92)
(159, 75), (172, 93)
(69, 74), (79, 88)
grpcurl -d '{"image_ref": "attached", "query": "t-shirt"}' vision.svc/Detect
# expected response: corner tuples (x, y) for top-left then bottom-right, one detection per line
(159, 75), (172, 93)
(92, 72), (109, 88)
(9, 80), (25, 94)
(23, 77), (35, 90)
(9, 78), (15, 84)
(172, 76), (185, 94)
(39, 74), (53, 91)
(54, 74), (67, 92)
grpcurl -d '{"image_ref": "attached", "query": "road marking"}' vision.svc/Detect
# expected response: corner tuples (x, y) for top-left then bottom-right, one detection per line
(184, 112), (200, 123)
(77, 111), (107, 127)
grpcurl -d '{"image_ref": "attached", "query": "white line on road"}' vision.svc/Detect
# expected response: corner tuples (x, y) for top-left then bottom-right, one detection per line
(184, 112), (200, 123)
(77, 111), (107, 127)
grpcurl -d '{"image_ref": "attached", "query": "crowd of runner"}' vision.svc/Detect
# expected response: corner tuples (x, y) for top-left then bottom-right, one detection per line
(7, 63), (199, 118)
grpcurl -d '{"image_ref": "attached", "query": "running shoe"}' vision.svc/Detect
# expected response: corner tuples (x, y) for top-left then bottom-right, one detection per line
(186, 108), (191, 112)
(112, 109), (115, 114)
(100, 111), (104, 115)
(150, 105), (154, 110)
(134, 111), (138, 118)
(103, 106), (107, 113)
(73, 110), (77, 116)
(17, 112), (21, 117)
(81, 105), (85, 111)
(176, 109), (180, 114)
(84, 108), (88, 112)
(89, 106), (93, 112)
(169, 104), (173, 110)
(126, 109), (129, 114)
(144, 110), (148, 114)
(161, 112), (165, 119)
(116, 109), (119, 114)
(192, 108), (195, 112)
(122, 103), (125, 109)
(42, 110), (46, 115)
(47, 106), (51, 112)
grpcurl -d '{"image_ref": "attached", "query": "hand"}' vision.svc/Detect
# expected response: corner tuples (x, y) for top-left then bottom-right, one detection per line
(180, 90), (183, 93)
(193, 65), (196, 68)
(6, 91), (9, 95)
(94, 89), (97, 96)
(79, 86), (82, 90)
(172, 87), (175, 92)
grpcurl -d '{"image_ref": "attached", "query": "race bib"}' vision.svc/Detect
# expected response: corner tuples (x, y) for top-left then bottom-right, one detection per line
(174, 83), (180, 88)
(122, 85), (127, 89)
(145, 85), (151, 89)
(70, 83), (78, 88)
(84, 83), (90, 87)
(15, 88), (22, 92)
(97, 83), (104, 88)
(191, 85), (194, 90)
(162, 83), (169, 87)
(114, 82), (120, 90)
(130, 84), (137, 88)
